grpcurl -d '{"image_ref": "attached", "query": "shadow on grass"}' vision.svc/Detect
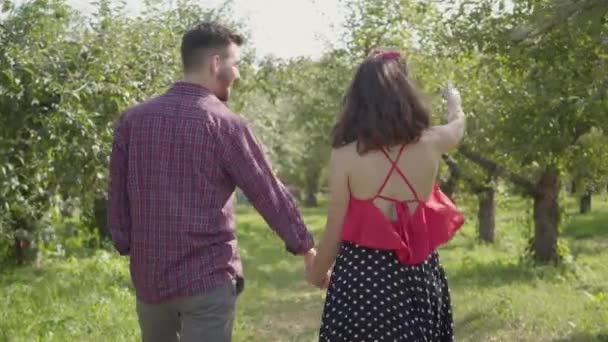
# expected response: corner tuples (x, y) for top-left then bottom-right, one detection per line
(562, 209), (608, 258)
(438, 236), (477, 252)
(237, 220), (311, 291)
(553, 331), (608, 342)
(0, 260), (17, 277)
(569, 238), (608, 258)
(454, 310), (508, 342)
(236, 205), (326, 290)
(563, 210), (608, 240)
(0, 256), (133, 302)
(236, 291), (323, 342)
(448, 257), (580, 289)
(0, 263), (47, 287)
(448, 260), (538, 288)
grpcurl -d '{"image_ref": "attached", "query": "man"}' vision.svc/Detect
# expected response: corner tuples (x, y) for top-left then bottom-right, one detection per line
(107, 22), (317, 342)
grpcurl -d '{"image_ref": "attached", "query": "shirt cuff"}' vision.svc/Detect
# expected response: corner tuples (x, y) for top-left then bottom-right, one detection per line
(285, 229), (315, 255)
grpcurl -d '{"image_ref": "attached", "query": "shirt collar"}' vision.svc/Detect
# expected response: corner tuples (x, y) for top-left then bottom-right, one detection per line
(168, 81), (213, 97)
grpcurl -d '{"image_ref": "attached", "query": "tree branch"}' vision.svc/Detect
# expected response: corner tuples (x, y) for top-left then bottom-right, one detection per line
(512, 0), (606, 42)
(442, 154), (493, 194)
(457, 145), (538, 196)
(441, 154), (461, 178)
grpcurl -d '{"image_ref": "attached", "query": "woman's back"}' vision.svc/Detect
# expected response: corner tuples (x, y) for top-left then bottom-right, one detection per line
(342, 135), (440, 218)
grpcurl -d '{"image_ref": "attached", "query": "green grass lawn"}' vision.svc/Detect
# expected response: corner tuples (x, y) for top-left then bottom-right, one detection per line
(1, 195), (607, 341)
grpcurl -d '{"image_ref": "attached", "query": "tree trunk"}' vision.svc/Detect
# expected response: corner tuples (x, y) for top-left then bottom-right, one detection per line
(440, 154), (460, 200)
(12, 228), (34, 265)
(440, 178), (457, 199)
(570, 179), (577, 194)
(304, 174), (319, 207)
(304, 164), (321, 207)
(305, 190), (318, 207)
(579, 190), (592, 214)
(477, 187), (495, 243)
(13, 237), (27, 265)
(533, 167), (561, 263)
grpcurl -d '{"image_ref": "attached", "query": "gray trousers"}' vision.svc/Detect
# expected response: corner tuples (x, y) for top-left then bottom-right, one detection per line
(136, 281), (238, 342)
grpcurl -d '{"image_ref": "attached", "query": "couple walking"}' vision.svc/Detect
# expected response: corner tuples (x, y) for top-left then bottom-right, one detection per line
(107, 22), (465, 342)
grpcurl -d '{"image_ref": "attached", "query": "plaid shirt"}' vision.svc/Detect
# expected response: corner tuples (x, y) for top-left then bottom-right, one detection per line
(107, 82), (314, 303)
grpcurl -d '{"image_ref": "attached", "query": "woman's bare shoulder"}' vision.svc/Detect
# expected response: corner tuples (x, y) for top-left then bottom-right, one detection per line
(331, 142), (358, 167)
(333, 142), (358, 155)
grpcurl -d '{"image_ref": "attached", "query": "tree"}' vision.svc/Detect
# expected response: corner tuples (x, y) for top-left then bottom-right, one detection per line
(0, 0), (90, 262)
(565, 128), (608, 213)
(0, 0), (248, 262)
(442, 0), (608, 263)
(519, 0), (608, 215)
(513, 0), (608, 42)
(442, 155), (498, 243)
(247, 52), (352, 206)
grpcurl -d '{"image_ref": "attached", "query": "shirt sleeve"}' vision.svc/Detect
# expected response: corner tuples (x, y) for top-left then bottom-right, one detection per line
(222, 121), (314, 255)
(107, 119), (131, 256)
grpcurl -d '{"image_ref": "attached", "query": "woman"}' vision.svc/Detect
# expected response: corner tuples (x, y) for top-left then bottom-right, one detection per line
(306, 50), (465, 341)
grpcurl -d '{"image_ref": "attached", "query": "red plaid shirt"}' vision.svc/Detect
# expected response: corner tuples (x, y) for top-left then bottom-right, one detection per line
(107, 82), (314, 303)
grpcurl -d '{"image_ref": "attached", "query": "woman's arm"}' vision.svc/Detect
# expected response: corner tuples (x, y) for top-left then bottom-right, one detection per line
(426, 84), (466, 153)
(306, 148), (350, 288)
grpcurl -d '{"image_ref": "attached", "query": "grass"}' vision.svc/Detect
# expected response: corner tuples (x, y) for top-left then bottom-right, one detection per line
(1, 195), (607, 341)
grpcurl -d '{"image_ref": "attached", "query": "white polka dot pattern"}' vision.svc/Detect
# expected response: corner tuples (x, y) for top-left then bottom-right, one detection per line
(319, 243), (454, 341)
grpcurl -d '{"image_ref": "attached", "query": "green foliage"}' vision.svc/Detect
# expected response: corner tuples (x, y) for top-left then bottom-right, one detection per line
(513, 0), (608, 42)
(340, 0), (442, 59)
(0, 0), (249, 261)
(238, 51), (353, 202)
(444, 0), (607, 166)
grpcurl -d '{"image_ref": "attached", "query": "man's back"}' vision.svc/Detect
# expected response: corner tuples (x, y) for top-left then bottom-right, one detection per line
(108, 23), (316, 342)
(108, 82), (313, 303)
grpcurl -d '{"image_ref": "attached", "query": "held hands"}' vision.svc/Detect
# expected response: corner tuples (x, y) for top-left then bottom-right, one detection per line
(303, 248), (331, 289)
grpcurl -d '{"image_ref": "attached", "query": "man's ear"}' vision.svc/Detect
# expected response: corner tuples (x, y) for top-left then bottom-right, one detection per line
(209, 54), (221, 75)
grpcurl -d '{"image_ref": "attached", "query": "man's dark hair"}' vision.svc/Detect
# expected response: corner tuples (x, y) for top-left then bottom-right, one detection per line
(331, 54), (431, 154)
(181, 22), (244, 72)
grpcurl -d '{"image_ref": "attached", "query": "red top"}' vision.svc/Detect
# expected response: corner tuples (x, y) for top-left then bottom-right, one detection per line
(341, 144), (464, 265)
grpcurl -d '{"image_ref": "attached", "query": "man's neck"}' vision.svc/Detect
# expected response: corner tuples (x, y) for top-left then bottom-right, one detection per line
(182, 74), (214, 92)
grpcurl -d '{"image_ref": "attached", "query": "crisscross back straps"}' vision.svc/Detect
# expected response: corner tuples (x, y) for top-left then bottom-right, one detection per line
(375, 144), (420, 201)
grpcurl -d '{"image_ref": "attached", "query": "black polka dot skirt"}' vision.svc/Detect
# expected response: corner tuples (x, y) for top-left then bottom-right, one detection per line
(319, 242), (454, 341)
